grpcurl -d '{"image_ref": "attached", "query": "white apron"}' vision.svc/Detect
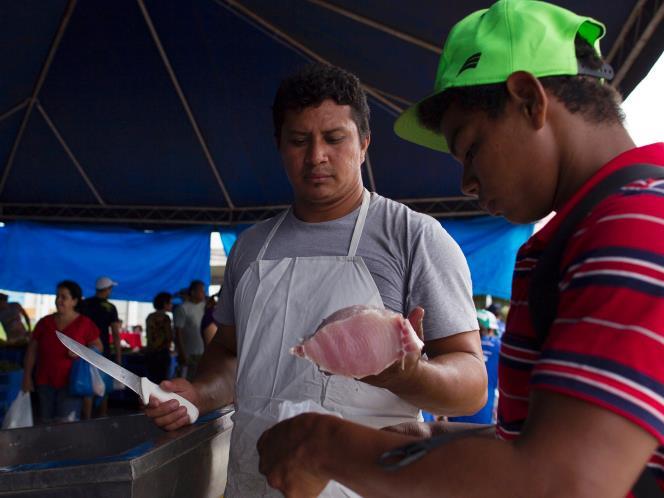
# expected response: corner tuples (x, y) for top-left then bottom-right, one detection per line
(226, 190), (419, 498)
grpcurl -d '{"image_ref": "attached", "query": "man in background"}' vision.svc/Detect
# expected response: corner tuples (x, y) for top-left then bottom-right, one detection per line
(173, 280), (206, 380)
(0, 292), (30, 344)
(146, 291), (174, 385)
(80, 276), (122, 418)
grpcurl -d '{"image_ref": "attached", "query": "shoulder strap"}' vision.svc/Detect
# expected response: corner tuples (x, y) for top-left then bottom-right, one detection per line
(528, 163), (664, 498)
(632, 466), (664, 498)
(529, 164), (664, 344)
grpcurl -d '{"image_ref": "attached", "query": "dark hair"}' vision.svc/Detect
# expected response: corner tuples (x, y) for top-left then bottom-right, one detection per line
(0, 293), (7, 303)
(153, 292), (172, 311)
(56, 280), (83, 307)
(188, 280), (205, 294)
(417, 36), (625, 132)
(272, 63), (370, 143)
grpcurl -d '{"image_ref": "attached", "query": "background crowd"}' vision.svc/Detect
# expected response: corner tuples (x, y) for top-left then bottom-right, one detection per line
(0, 276), (218, 425)
(1, 275), (501, 427)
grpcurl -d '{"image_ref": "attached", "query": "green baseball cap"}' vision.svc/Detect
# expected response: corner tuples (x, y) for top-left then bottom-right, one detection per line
(394, 0), (611, 152)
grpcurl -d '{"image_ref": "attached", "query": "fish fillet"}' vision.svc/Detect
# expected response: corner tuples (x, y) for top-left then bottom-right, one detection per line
(290, 305), (424, 378)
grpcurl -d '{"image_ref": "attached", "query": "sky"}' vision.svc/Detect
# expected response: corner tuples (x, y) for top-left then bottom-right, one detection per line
(534, 50), (663, 232)
(622, 50), (664, 146)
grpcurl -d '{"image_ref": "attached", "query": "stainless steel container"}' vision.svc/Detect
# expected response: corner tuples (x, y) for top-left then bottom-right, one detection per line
(0, 408), (233, 497)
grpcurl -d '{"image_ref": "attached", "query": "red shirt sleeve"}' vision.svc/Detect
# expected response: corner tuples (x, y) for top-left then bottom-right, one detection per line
(531, 185), (664, 445)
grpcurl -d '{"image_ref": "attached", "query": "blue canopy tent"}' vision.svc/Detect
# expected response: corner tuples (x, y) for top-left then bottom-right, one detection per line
(0, 1), (661, 300)
(220, 217), (532, 300)
(0, 221), (211, 301)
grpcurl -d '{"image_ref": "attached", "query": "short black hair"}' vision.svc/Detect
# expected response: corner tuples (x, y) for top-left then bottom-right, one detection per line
(0, 293), (7, 303)
(57, 280), (83, 306)
(188, 280), (205, 294)
(153, 292), (172, 311)
(417, 36), (624, 132)
(272, 63), (370, 143)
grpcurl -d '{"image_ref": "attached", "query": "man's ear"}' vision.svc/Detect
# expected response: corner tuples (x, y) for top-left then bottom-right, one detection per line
(360, 133), (371, 163)
(505, 71), (548, 130)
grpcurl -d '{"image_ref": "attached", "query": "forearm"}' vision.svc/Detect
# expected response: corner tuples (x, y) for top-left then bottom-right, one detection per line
(111, 324), (122, 364)
(437, 420), (495, 436)
(21, 310), (31, 330)
(112, 331), (122, 362)
(202, 324), (217, 345)
(387, 352), (487, 415)
(23, 343), (37, 379)
(174, 328), (186, 358)
(318, 419), (529, 498)
(191, 341), (236, 413)
(387, 420), (495, 439)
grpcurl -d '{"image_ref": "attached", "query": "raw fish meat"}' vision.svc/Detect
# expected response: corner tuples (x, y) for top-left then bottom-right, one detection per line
(290, 305), (424, 378)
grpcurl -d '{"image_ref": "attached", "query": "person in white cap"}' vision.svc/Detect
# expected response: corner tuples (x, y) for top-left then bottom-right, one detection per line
(79, 276), (122, 418)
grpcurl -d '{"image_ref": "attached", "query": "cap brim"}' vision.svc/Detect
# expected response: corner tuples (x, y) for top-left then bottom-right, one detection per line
(393, 93), (450, 153)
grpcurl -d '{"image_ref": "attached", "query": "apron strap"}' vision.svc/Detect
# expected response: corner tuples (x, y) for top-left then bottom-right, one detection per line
(257, 189), (371, 261)
(348, 189), (371, 257)
(256, 209), (290, 261)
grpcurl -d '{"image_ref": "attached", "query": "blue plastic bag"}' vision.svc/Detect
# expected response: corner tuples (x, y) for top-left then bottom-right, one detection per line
(69, 358), (94, 397)
(100, 370), (114, 394)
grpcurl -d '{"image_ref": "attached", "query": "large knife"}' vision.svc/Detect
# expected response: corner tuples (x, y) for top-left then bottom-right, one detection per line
(57, 331), (199, 424)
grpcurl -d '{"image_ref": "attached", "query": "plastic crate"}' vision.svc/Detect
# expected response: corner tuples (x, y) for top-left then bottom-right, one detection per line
(0, 369), (24, 423)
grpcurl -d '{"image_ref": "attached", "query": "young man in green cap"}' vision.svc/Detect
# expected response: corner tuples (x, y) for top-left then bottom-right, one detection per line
(255, 0), (664, 496)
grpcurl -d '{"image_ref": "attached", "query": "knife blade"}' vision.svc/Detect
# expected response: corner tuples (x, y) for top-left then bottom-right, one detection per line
(56, 331), (199, 424)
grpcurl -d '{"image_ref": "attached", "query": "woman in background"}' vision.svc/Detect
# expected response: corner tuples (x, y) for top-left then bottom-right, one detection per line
(22, 280), (101, 423)
(145, 291), (174, 385)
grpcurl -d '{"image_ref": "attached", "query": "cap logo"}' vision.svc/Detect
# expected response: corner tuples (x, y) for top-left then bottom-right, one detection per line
(458, 52), (481, 76)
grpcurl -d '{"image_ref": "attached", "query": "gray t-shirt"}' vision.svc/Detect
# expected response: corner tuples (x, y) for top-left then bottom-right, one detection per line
(173, 300), (206, 356)
(214, 193), (477, 341)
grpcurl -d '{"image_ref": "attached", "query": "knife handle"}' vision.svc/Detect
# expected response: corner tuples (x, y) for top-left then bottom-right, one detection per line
(141, 377), (199, 424)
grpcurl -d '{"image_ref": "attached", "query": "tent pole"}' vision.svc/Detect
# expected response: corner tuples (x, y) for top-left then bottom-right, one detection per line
(610, 1), (664, 88)
(220, 0), (405, 115)
(36, 103), (106, 205)
(0, 197), (482, 225)
(0, 100), (29, 125)
(365, 85), (413, 107)
(304, 0), (441, 54)
(606, 0), (649, 64)
(136, 0), (235, 209)
(0, 0), (77, 197)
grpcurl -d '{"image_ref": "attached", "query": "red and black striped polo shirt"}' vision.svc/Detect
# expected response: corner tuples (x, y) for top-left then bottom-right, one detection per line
(497, 143), (664, 493)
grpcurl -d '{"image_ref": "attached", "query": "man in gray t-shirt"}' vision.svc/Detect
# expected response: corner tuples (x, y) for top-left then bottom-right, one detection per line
(173, 280), (206, 380)
(145, 65), (486, 497)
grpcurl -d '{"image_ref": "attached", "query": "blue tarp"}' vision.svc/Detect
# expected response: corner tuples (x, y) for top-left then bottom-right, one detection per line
(441, 217), (533, 300)
(0, 216), (528, 302)
(220, 224), (251, 257)
(220, 216), (532, 301)
(2, 1), (654, 217)
(0, 222), (210, 302)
